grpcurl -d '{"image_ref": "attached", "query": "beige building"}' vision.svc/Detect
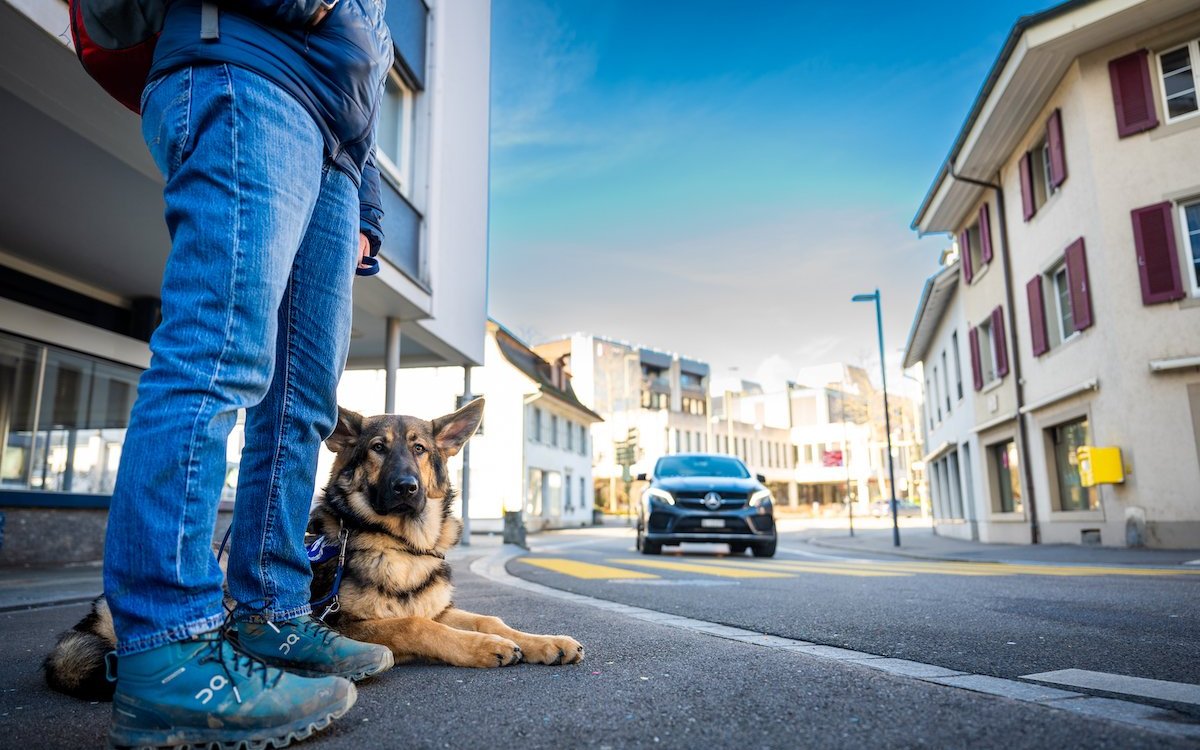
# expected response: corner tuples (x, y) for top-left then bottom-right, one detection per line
(911, 0), (1200, 547)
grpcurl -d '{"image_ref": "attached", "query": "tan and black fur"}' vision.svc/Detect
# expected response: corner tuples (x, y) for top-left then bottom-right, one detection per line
(44, 398), (583, 700)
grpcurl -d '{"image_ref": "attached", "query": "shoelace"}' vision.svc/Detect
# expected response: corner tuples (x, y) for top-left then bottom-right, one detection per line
(192, 627), (282, 704)
(264, 616), (341, 648)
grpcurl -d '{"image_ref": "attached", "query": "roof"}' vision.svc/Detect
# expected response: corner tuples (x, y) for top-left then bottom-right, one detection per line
(912, 0), (1198, 234)
(902, 261), (961, 370)
(489, 320), (603, 422)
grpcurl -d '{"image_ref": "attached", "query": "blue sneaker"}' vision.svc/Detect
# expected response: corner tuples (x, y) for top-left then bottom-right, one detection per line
(108, 630), (355, 750)
(233, 615), (394, 682)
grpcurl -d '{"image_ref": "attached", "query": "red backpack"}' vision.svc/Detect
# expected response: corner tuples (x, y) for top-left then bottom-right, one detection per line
(68, 0), (216, 114)
(68, 0), (165, 113)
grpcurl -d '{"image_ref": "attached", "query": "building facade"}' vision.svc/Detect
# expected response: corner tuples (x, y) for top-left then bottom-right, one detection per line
(0, 0), (492, 563)
(904, 261), (990, 541)
(910, 0), (1200, 547)
(535, 334), (716, 513)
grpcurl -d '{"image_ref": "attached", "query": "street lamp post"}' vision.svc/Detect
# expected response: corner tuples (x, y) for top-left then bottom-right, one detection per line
(852, 290), (900, 547)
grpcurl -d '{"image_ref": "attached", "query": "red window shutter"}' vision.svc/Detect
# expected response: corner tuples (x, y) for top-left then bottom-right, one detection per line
(960, 228), (974, 283)
(1047, 108), (1067, 188)
(1019, 152), (1036, 221)
(1026, 276), (1049, 356)
(1131, 202), (1185, 304)
(1064, 237), (1093, 331)
(1109, 50), (1159, 138)
(992, 306), (1009, 378)
(979, 203), (993, 264)
(969, 327), (983, 391)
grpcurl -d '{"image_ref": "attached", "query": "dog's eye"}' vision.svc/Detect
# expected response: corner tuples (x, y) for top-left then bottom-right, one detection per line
(412, 443), (427, 455)
(370, 441), (387, 454)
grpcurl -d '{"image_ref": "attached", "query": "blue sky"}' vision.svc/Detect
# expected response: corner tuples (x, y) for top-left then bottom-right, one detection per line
(488, 0), (1061, 390)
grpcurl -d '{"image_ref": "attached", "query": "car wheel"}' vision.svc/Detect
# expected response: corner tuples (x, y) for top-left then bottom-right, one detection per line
(729, 544), (749, 555)
(751, 538), (777, 558)
(642, 539), (662, 555)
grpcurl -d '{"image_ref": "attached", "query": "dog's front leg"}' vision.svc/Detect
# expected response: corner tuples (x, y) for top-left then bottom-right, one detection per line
(436, 608), (584, 665)
(338, 616), (523, 668)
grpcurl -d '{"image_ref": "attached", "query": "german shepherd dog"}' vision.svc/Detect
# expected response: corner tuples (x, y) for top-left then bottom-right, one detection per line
(45, 398), (584, 700)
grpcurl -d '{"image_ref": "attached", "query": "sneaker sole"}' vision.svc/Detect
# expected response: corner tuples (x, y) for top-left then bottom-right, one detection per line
(107, 683), (357, 750)
(253, 649), (395, 683)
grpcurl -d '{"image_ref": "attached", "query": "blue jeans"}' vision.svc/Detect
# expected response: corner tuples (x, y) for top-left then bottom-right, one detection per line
(104, 64), (359, 656)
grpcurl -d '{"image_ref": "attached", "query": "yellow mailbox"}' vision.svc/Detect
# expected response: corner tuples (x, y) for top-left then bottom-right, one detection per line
(1077, 446), (1124, 487)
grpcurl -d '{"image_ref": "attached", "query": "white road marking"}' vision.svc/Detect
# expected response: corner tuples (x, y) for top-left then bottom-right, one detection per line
(1021, 669), (1200, 707)
(472, 544), (1200, 741)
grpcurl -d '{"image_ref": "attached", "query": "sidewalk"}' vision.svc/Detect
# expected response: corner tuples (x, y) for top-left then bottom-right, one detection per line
(805, 526), (1200, 566)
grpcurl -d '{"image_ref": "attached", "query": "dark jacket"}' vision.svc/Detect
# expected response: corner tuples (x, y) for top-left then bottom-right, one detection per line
(149, 0), (392, 258)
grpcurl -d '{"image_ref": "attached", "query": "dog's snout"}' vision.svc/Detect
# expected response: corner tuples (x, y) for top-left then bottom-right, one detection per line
(393, 475), (419, 499)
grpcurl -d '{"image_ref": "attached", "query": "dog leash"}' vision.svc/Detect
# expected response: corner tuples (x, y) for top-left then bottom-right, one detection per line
(217, 521), (350, 622)
(310, 521), (349, 622)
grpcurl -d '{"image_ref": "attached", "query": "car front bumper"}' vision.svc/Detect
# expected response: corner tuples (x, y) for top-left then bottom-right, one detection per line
(644, 500), (776, 544)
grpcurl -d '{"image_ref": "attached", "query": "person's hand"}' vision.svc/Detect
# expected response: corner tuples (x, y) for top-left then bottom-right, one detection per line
(358, 232), (372, 271)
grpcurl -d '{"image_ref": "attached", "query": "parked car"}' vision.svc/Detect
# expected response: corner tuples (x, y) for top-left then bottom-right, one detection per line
(869, 499), (922, 518)
(636, 454), (777, 557)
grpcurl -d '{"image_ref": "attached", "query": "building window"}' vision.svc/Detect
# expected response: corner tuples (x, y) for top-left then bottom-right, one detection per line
(1051, 261), (1076, 344)
(990, 440), (1022, 514)
(550, 415), (559, 447)
(376, 69), (418, 197)
(1050, 418), (1099, 511)
(978, 318), (997, 385)
(951, 332), (963, 400)
(1180, 199), (1200, 296)
(526, 469), (543, 516)
(0, 333), (142, 496)
(941, 350), (951, 415)
(965, 222), (983, 277)
(532, 407), (542, 442)
(1029, 140), (1057, 210)
(580, 425), (588, 455)
(1159, 40), (1199, 123)
(932, 365), (943, 422)
(566, 420), (574, 451)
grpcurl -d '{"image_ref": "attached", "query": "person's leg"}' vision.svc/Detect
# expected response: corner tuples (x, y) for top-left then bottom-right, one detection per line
(225, 162), (357, 622)
(103, 64), (356, 748)
(225, 147), (393, 681)
(103, 63), (325, 655)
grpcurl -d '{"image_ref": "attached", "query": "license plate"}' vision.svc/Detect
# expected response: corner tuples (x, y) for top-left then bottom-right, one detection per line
(700, 518), (725, 528)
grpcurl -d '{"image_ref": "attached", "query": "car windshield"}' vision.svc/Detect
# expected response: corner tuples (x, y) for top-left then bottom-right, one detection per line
(654, 455), (750, 479)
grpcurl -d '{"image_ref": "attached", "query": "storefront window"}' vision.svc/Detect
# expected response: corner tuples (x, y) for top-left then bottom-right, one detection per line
(991, 440), (1022, 513)
(0, 332), (140, 496)
(1051, 418), (1099, 511)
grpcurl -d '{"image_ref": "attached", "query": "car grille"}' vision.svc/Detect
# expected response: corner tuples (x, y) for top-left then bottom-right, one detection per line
(673, 492), (748, 510)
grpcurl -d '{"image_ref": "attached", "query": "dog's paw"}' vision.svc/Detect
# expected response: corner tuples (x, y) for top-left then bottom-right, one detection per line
(518, 635), (584, 666)
(454, 633), (522, 668)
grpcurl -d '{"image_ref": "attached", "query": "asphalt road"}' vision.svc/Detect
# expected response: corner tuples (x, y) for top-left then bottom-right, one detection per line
(505, 527), (1200, 698)
(4, 543), (1198, 749)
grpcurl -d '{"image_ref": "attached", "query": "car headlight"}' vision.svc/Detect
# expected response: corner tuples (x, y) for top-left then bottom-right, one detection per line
(644, 487), (675, 505)
(749, 489), (773, 508)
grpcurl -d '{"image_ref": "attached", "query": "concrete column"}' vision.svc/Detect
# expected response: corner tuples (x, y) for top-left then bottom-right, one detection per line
(460, 366), (472, 546)
(385, 317), (401, 413)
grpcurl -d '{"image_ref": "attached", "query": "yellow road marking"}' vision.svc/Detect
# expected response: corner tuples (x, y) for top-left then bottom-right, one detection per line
(518, 558), (658, 579)
(609, 558), (794, 578)
(675, 558), (911, 578)
(761, 559), (1200, 578)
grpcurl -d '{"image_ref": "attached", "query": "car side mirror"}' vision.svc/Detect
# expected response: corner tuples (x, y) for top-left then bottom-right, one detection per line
(756, 473), (767, 483)
(636, 473), (648, 482)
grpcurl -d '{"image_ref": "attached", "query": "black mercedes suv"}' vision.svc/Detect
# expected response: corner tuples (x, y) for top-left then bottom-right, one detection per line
(635, 453), (777, 557)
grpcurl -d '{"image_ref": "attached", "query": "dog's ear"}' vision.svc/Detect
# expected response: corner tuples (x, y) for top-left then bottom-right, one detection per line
(325, 407), (364, 452)
(431, 397), (485, 458)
